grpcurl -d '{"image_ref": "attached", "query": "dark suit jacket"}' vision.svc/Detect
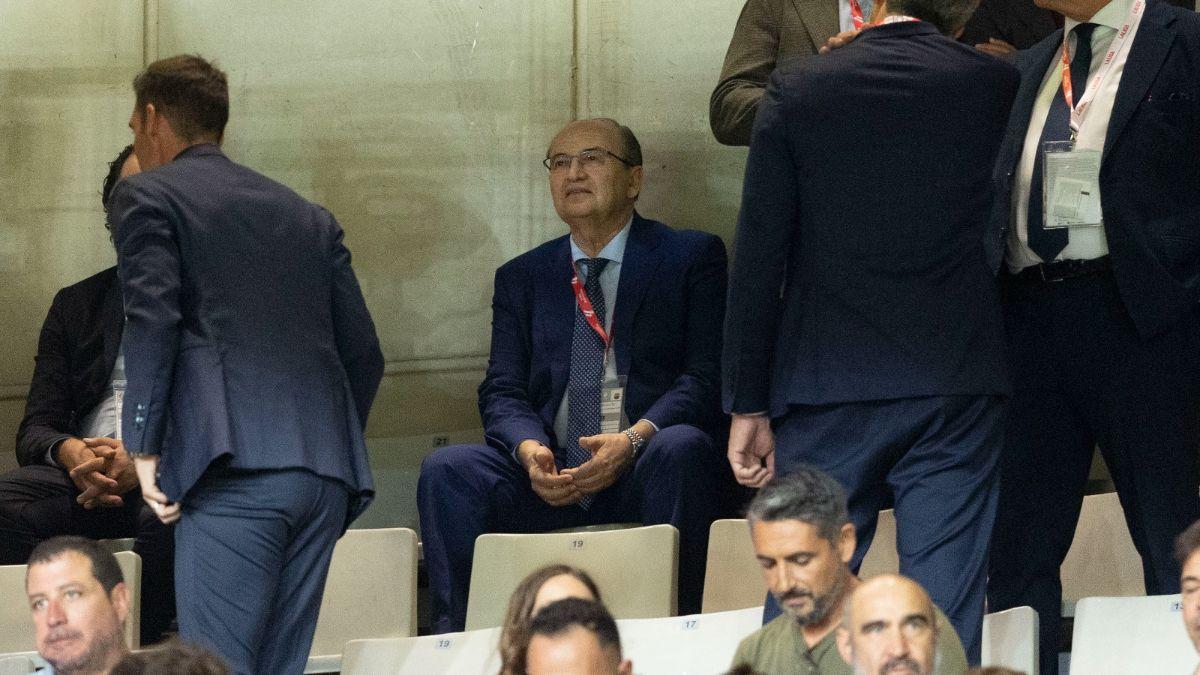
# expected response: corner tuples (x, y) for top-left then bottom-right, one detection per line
(711, 0), (841, 146)
(479, 214), (727, 456)
(108, 144), (384, 522)
(960, 0), (1059, 50)
(724, 22), (1018, 416)
(15, 267), (123, 468)
(990, 0), (1200, 337)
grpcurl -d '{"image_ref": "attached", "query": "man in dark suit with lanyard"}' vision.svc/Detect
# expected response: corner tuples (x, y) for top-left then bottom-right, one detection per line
(418, 118), (730, 634)
(986, 0), (1200, 671)
(722, 0), (1019, 661)
(109, 55), (383, 674)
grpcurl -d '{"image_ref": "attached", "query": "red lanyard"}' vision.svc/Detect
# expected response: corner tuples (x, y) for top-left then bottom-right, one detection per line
(570, 263), (612, 351)
(849, 0), (866, 29)
(1059, 0), (1144, 135)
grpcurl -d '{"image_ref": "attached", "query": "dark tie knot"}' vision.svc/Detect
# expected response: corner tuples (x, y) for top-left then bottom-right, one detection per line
(579, 257), (609, 279)
(1073, 22), (1097, 51)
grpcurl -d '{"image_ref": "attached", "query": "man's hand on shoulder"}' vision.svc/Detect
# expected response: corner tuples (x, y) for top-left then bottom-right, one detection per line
(561, 433), (635, 495)
(820, 29), (861, 54)
(975, 37), (1018, 60)
(518, 440), (581, 507)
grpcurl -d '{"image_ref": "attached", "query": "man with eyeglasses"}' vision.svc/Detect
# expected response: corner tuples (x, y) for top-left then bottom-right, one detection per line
(418, 118), (731, 633)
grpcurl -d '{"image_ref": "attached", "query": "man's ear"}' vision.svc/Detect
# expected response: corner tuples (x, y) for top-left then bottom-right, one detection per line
(836, 625), (854, 665)
(110, 581), (130, 625)
(618, 658), (633, 675)
(838, 522), (857, 565)
(627, 165), (644, 201)
(142, 103), (158, 136)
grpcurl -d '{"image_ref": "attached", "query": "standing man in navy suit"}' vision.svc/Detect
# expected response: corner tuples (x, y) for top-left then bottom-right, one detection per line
(109, 55), (383, 674)
(418, 118), (730, 634)
(722, 0), (1018, 662)
(986, 0), (1200, 671)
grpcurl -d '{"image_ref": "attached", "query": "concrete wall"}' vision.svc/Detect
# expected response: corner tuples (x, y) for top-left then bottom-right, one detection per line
(0, 0), (749, 528)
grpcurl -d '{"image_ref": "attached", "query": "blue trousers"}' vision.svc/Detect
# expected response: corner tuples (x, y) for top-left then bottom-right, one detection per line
(418, 424), (725, 634)
(175, 467), (350, 675)
(770, 395), (1005, 665)
(989, 272), (1200, 675)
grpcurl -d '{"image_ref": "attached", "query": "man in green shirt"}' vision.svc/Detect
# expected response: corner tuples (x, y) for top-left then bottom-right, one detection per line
(730, 468), (967, 674)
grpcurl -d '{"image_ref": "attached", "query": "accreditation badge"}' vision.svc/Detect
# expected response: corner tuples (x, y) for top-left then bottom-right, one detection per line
(1043, 139), (1103, 229)
(600, 385), (624, 434)
(600, 375), (627, 435)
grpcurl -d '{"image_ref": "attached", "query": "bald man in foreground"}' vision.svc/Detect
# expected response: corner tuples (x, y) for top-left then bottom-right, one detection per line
(837, 574), (952, 675)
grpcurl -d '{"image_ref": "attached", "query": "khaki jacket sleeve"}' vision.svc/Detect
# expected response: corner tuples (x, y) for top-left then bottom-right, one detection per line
(710, 0), (781, 146)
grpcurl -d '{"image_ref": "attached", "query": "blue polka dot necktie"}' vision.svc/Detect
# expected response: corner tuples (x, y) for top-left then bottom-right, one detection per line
(564, 257), (609, 510)
(1027, 23), (1097, 262)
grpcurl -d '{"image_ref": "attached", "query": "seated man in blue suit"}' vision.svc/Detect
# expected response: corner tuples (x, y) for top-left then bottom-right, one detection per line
(722, 0), (1019, 663)
(419, 118), (730, 634)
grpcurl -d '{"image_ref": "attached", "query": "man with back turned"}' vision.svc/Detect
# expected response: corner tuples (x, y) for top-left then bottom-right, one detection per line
(721, 0), (1019, 662)
(108, 54), (383, 674)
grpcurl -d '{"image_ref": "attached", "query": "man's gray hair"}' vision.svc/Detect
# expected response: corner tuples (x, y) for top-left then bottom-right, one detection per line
(745, 466), (851, 543)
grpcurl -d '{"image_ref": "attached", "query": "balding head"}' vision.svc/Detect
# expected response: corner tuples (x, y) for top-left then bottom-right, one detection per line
(837, 575), (939, 675)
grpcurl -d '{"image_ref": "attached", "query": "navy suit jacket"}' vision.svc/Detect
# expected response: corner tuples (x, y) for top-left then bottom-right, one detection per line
(16, 267), (123, 468)
(724, 22), (1019, 416)
(990, 0), (1200, 337)
(479, 213), (727, 456)
(109, 144), (384, 523)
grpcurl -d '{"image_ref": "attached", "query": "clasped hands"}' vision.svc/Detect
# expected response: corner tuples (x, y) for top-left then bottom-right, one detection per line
(60, 437), (137, 509)
(518, 434), (635, 507)
(60, 436), (180, 524)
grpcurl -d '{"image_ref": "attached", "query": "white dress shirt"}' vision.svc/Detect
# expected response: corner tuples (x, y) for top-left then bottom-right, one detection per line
(1006, 0), (1138, 272)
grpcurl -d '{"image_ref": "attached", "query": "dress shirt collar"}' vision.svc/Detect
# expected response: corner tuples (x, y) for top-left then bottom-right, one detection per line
(1065, 0), (1132, 35)
(569, 216), (633, 267)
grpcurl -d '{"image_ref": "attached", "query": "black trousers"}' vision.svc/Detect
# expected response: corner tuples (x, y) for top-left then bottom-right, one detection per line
(988, 272), (1200, 675)
(0, 464), (176, 644)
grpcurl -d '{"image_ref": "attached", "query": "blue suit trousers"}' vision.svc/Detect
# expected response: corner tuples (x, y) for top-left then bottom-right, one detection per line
(175, 467), (350, 675)
(770, 395), (1005, 665)
(418, 424), (724, 634)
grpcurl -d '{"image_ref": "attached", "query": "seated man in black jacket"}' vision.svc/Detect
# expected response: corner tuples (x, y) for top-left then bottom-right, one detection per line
(0, 145), (174, 645)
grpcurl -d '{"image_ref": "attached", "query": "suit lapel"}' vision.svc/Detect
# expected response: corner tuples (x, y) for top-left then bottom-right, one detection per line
(1002, 34), (1065, 176)
(1103, 4), (1175, 161)
(101, 269), (124, 374)
(535, 236), (576, 412)
(612, 215), (663, 378)
(789, 0), (840, 53)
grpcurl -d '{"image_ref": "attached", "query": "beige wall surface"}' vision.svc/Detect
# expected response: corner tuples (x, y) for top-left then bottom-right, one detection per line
(0, 2), (748, 520)
(0, 0), (146, 473)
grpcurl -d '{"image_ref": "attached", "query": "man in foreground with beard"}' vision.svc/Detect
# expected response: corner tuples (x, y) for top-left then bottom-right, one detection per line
(731, 469), (966, 674)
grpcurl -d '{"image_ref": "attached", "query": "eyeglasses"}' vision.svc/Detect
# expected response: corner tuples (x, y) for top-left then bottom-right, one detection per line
(543, 147), (636, 173)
